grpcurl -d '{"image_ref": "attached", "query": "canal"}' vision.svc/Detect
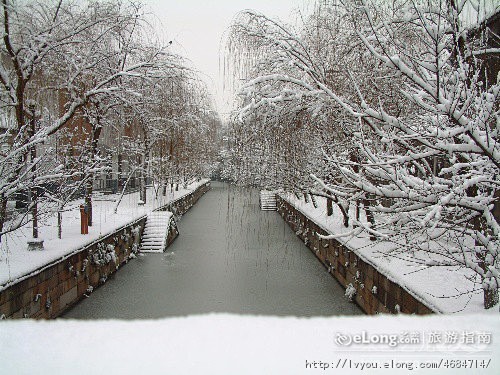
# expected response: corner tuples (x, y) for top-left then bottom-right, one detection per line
(63, 182), (362, 318)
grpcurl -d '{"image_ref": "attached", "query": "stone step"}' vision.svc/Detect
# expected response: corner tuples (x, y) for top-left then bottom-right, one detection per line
(141, 244), (165, 249)
(141, 241), (165, 246)
(143, 229), (168, 233)
(140, 248), (164, 253)
(260, 190), (277, 211)
(139, 211), (172, 253)
(142, 233), (167, 238)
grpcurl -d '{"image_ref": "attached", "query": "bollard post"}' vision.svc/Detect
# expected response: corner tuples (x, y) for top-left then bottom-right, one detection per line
(80, 204), (88, 234)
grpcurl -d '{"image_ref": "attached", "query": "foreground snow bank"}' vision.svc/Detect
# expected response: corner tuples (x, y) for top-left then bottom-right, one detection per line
(0, 314), (498, 374)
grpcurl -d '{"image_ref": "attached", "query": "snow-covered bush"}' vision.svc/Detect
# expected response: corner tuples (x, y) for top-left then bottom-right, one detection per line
(345, 283), (357, 302)
(90, 242), (117, 267)
(131, 243), (139, 254)
(131, 226), (141, 240)
(84, 286), (94, 298)
(81, 259), (89, 273)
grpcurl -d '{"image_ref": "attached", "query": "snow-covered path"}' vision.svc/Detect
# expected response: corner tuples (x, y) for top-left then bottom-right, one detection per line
(63, 181), (361, 318)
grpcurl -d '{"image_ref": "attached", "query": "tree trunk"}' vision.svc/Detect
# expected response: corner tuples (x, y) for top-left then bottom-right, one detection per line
(310, 192), (318, 208)
(474, 213), (498, 309)
(326, 196), (333, 216)
(363, 196), (376, 241)
(29, 104), (38, 238)
(0, 195), (7, 244)
(477, 228), (499, 309)
(355, 201), (360, 223)
(58, 211), (62, 239)
(31, 189), (38, 238)
(140, 174), (146, 202)
(85, 122), (102, 227)
(114, 167), (138, 213)
(480, 241), (499, 309)
(484, 285), (499, 309)
(84, 179), (93, 227)
(140, 145), (149, 203)
(332, 194), (349, 227)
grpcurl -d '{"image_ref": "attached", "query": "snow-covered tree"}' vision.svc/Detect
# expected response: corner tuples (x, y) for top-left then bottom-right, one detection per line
(228, 0), (499, 308)
(0, 0), (173, 240)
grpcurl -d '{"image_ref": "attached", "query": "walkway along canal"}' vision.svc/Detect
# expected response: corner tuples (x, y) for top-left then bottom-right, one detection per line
(63, 182), (362, 318)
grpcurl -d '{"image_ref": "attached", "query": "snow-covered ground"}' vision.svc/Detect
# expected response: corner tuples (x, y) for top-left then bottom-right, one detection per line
(0, 180), (209, 290)
(282, 194), (496, 315)
(1, 185), (498, 374)
(0, 313), (498, 374)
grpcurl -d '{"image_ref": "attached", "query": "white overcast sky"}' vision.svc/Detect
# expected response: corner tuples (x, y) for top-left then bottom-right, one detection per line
(142, 0), (307, 117)
(141, 0), (499, 118)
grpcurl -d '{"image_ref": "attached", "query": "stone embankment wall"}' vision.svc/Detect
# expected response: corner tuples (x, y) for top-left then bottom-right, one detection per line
(276, 196), (434, 315)
(0, 181), (210, 319)
(158, 181), (210, 215)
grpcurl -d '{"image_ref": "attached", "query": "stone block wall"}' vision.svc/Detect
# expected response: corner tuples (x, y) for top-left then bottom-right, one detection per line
(158, 181), (210, 215)
(276, 195), (434, 315)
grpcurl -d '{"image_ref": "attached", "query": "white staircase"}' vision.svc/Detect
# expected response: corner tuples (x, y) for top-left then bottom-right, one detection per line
(260, 190), (277, 211)
(140, 211), (172, 253)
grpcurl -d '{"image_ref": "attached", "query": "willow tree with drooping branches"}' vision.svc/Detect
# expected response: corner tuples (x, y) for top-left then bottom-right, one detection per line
(226, 0), (500, 309)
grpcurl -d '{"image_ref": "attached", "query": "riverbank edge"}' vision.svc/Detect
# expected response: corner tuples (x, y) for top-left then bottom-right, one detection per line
(276, 195), (435, 315)
(0, 181), (211, 319)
